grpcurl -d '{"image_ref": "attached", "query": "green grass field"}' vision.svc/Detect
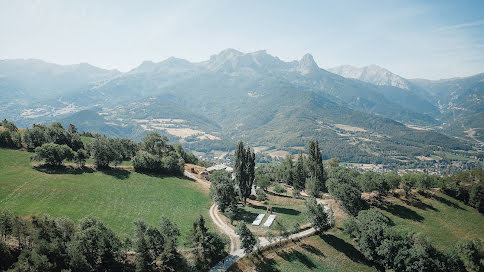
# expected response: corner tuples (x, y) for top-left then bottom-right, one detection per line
(230, 191), (484, 271)
(231, 188), (308, 236)
(0, 148), (212, 244)
(230, 231), (377, 272)
(377, 192), (484, 249)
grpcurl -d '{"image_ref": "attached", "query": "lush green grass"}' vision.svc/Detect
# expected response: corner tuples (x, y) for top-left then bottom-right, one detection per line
(0, 148), (212, 244)
(232, 189), (308, 236)
(229, 231), (377, 272)
(80, 136), (94, 146)
(230, 191), (484, 271)
(441, 152), (477, 162)
(377, 193), (484, 249)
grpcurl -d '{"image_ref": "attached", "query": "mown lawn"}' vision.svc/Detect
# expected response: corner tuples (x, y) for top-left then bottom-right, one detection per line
(0, 148), (212, 244)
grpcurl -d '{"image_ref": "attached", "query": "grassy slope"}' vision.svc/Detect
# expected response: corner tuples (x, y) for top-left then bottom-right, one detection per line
(230, 231), (376, 272)
(230, 192), (484, 271)
(0, 148), (212, 244)
(232, 188), (307, 236)
(377, 193), (484, 249)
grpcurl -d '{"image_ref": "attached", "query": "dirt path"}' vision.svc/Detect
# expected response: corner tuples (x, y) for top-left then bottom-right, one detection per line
(184, 170), (331, 272)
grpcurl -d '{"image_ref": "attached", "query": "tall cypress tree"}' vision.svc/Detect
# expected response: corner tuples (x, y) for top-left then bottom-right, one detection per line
(306, 140), (325, 196)
(234, 141), (255, 205)
(294, 151), (306, 191)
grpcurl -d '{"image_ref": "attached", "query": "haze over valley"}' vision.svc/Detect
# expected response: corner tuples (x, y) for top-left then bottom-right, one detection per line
(1, 49), (482, 172)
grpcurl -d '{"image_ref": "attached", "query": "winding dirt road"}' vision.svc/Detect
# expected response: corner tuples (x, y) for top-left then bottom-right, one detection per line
(184, 170), (323, 271)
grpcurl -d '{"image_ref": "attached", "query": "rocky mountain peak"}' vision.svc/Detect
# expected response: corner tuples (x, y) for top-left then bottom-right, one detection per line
(298, 53), (319, 75)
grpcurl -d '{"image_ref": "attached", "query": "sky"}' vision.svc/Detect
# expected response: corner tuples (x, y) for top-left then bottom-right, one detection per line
(0, 0), (483, 79)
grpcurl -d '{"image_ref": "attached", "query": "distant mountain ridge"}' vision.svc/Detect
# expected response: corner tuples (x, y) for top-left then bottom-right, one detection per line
(329, 64), (410, 90)
(0, 49), (482, 165)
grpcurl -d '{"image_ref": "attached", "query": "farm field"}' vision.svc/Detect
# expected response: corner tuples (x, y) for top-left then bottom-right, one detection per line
(0, 148), (213, 244)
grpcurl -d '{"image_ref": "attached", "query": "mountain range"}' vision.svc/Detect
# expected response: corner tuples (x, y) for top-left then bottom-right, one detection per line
(1, 49), (482, 167)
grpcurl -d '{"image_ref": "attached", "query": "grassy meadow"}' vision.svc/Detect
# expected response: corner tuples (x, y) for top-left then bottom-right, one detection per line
(231, 188), (308, 236)
(230, 191), (484, 271)
(0, 148), (212, 244)
(377, 192), (484, 249)
(229, 231), (377, 272)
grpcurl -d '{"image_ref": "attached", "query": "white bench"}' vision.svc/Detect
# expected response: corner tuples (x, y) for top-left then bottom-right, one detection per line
(263, 214), (276, 227)
(252, 214), (265, 226)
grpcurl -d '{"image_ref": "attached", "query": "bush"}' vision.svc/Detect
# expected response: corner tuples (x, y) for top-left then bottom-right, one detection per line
(273, 184), (287, 194)
(33, 143), (74, 166)
(256, 188), (267, 201)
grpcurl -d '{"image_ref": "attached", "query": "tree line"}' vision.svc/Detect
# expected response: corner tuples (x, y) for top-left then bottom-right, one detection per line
(0, 210), (226, 272)
(342, 209), (483, 272)
(0, 120), (200, 176)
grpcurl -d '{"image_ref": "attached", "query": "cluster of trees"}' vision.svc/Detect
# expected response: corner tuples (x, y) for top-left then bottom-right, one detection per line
(234, 141), (256, 205)
(326, 165), (484, 216)
(87, 136), (138, 168)
(185, 216), (226, 270)
(132, 132), (197, 175)
(209, 141), (256, 211)
(0, 119), (21, 149)
(23, 122), (84, 152)
(3, 120), (200, 175)
(255, 140), (326, 198)
(442, 168), (484, 213)
(0, 210), (226, 272)
(343, 209), (483, 272)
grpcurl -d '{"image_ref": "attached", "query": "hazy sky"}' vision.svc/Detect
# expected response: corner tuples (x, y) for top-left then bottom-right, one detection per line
(1, 0), (483, 79)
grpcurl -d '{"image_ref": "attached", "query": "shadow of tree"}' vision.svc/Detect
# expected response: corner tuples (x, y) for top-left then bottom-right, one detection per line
(33, 165), (95, 175)
(267, 190), (293, 199)
(432, 195), (465, 210)
(234, 208), (259, 224)
(320, 234), (371, 265)
(254, 255), (280, 272)
(300, 243), (325, 257)
(99, 168), (131, 180)
(380, 204), (424, 222)
(402, 197), (439, 212)
(276, 249), (316, 269)
(249, 204), (301, 216)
